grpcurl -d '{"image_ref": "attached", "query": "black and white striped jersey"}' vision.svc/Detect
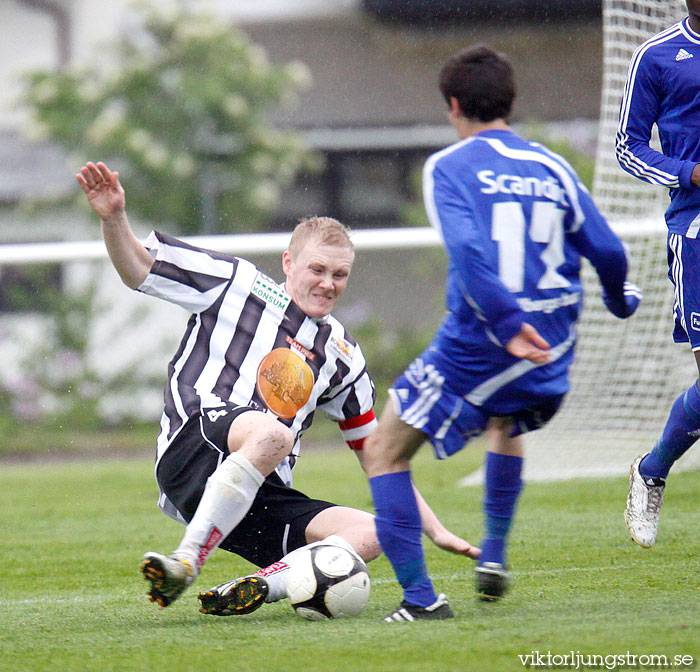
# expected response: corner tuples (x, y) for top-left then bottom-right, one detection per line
(138, 231), (377, 481)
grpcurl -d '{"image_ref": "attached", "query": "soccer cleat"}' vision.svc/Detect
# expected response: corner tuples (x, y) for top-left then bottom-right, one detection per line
(198, 575), (269, 616)
(624, 454), (665, 548)
(475, 562), (510, 601)
(383, 593), (454, 622)
(140, 552), (195, 608)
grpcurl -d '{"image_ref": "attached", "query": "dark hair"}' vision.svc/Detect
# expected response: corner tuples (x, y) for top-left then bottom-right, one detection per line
(438, 44), (516, 122)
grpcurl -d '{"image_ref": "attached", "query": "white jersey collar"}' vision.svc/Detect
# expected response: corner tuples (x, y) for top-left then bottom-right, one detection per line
(681, 17), (700, 44)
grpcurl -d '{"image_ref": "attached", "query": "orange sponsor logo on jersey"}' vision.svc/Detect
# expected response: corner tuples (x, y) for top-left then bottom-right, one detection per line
(256, 348), (314, 418)
(285, 335), (315, 361)
(334, 336), (351, 357)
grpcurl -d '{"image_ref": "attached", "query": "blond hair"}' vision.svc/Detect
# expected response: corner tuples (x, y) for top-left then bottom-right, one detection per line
(288, 216), (354, 259)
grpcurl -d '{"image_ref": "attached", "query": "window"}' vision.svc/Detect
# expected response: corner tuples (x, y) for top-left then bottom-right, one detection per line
(272, 148), (433, 230)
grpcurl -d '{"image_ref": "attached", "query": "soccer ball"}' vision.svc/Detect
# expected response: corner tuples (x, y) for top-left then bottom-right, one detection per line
(286, 544), (371, 621)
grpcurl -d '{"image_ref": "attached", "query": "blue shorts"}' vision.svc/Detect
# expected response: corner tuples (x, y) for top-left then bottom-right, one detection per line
(390, 357), (563, 459)
(668, 233), (700, 350)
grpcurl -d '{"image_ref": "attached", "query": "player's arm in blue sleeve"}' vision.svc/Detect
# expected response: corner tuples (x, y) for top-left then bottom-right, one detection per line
(427, 164), (526, 347)
(569, 189), (641, 319)
(616, 48), (697, 189)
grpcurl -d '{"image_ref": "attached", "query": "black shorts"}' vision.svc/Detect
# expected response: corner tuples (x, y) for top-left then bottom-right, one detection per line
(156, 403), (337, 568)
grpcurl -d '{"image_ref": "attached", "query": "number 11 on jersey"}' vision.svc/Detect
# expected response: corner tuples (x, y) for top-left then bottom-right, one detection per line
(491, 200), (570, 293)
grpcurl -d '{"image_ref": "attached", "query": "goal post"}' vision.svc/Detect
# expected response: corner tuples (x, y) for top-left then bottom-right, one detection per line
(461, 0), (700, 484)
(0, 227), (442, 266)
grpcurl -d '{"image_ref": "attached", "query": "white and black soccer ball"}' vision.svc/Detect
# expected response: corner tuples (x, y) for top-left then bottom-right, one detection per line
(286, 544), (371, 621)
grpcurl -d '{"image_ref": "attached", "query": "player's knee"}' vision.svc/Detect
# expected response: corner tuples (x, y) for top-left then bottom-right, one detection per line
(227, 411), (294, 459)
(358, 528), (382, 562)
(306, 508), (381, 562)
(336, 526), (382, 563)
(361, 430), (401, 477)
(261, 420), (294, 454)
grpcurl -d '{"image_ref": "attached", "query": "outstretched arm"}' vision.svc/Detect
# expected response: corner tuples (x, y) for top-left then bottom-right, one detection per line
(569, 189), (641, 320)
(412, 485), (481, 560)
(76, 162), (153, 289)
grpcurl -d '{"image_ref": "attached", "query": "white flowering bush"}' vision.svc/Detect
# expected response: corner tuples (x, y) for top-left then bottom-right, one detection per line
(24, 4), (315, 234)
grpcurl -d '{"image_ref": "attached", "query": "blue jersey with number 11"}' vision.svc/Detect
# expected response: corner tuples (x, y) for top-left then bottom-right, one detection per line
(423, 128), (629, 413)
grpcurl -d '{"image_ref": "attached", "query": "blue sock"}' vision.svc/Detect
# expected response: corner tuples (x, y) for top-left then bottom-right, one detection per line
(641, 381), (700, 480)
(369, 471), (436, 607)
(480, 452), (524, 566)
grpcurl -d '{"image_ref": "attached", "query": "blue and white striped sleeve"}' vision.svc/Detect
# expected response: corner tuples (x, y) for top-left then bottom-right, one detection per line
(616, 44), (696, 189)
(138, 231), (235, 313)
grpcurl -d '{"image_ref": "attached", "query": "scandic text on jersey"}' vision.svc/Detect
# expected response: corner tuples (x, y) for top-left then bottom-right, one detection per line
(477, 170), (569, 207)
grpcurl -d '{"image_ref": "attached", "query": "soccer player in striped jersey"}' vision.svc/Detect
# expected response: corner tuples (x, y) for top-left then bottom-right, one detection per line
(362, 44), (642, 620)
(616, 1), (700, 549)
(76, 161), (477, 615)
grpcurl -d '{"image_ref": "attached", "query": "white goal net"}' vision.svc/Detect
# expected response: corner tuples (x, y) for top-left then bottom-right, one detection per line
(463, 0), (699, 484)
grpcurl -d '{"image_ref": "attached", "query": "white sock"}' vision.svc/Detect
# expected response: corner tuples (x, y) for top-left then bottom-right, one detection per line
(255, 560), (293, 603)
(175, 452), (264, 573)
(255, 534), (362, 602)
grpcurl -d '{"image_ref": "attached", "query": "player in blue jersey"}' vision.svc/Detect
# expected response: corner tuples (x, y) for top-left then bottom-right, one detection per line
(362, 44), (642, 620)
(617, 1), (700, 549)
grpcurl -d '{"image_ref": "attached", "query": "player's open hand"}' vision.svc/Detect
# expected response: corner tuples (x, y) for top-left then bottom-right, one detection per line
(506, 323), (551, 364)
(76, 161), (125, 220)
(429, 528), (481, 560)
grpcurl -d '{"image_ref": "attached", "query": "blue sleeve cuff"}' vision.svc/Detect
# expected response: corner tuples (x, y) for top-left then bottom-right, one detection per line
(492, 313), (524, 348)
(679, 161), (698, 189)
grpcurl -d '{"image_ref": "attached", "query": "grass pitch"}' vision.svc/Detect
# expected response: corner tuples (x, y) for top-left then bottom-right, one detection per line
(1, 446), (698, 672)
